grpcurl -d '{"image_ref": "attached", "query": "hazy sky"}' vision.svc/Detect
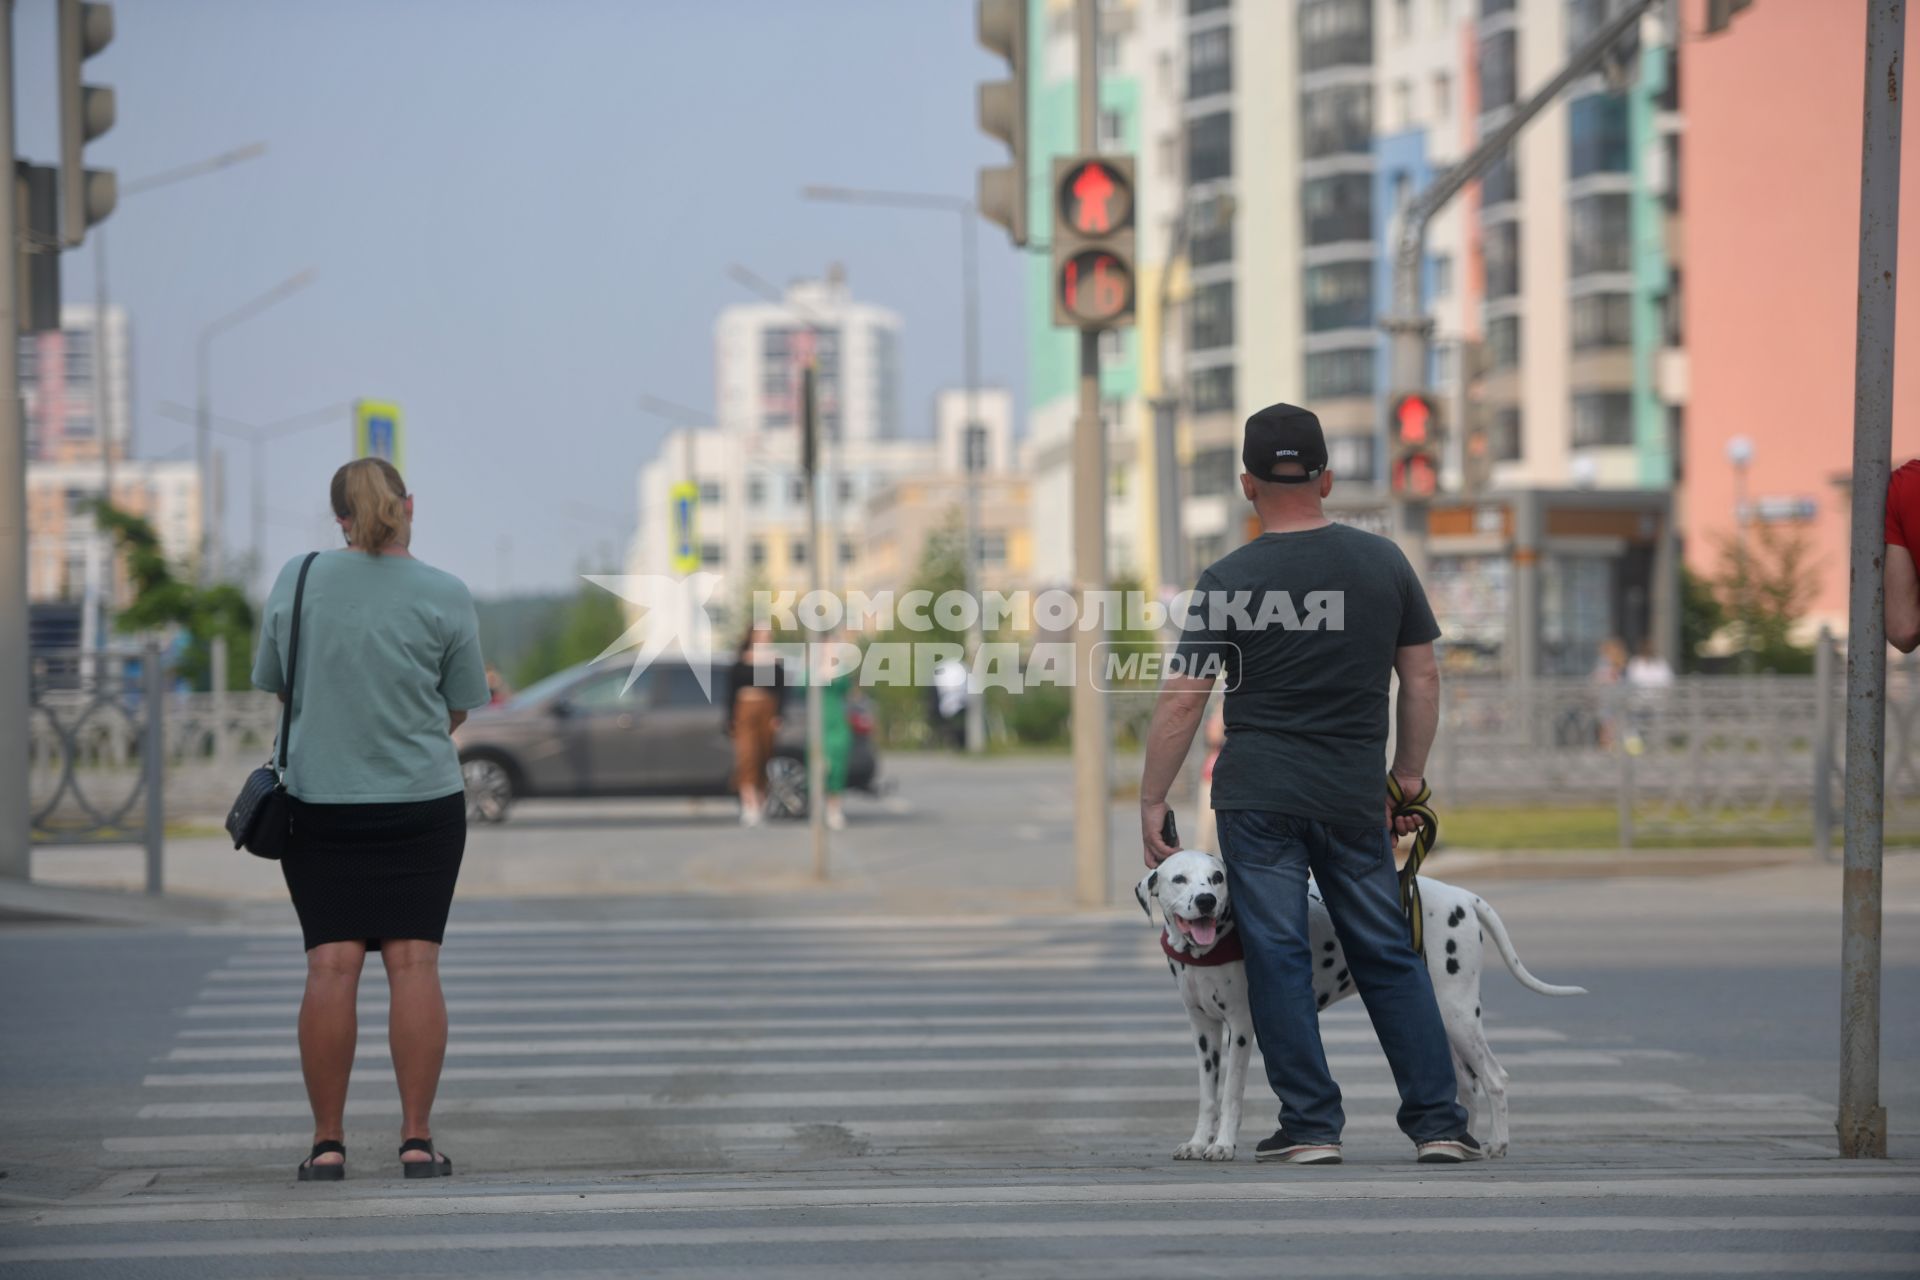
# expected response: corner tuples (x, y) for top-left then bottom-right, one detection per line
(15, 0), (1029, 596)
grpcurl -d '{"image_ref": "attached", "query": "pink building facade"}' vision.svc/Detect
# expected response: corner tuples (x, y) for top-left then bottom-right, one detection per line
(1681, 0), (1920, 633)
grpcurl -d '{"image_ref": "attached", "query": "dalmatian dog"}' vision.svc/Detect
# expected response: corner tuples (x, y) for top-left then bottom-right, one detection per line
(1137, 849), (1586, 1161)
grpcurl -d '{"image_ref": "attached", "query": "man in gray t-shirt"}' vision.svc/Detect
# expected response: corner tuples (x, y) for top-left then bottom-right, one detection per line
(1139, 403), (1477, 1166)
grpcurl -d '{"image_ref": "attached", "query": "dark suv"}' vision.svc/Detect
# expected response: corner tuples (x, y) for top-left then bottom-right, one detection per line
(453, 657), (879, 823)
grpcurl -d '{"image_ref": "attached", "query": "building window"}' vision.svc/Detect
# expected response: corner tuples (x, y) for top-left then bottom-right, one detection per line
(1394, 79), (1414, 129)
(1304, 261), (1374, 332)
(1571, 293), (1633, 350)
(699, 481), (722, 505)
(1189, 365), (1235, 414)
(747, 477), (766, 506)
(1097, 32), (1121, 72)
(1304, 347), (1377, 399)
(1491, 407), (1522, 461)
(1433, 70), (1453, 120)
(1569, 192), (1631, 276)
(1394, 0), (1413, 36)
(1569, 94), (1630, 177)
(749, 539), (767, 568)
(1432, 253), (1454, 298)
(1189, 0), (1229, 12)
(1097, 108), (1127, 151)
(872, 326), (901, 439)
(1303, 173), (1372, 245)
(790, 538), (808, 566)
(1188, 24), (1231, 98)
(1187, 112), (1232, 183)
(1189, 195), (1235, 267)
(1181, 448), (1233, 501)
(1487, 314), (1522, 369)
(1302, 83), (1372, 159)
(789, 478), (805, 503)
(974, 532), (1008, 566)
(1478, 29), (1517, 110)
(1328, 433), (1377, 483)
(1572, 392), (1634, 447)
(699, 541), (723, 567)
(1484, 221), (1520, 299)
(840, 540), (856, 565)
(1300, 0), (1373, 72)
(1189, 280), (1235, 352)
(1099, 328), (1127, 362)
(1480, 151), (1518, 205)
(837, 477), (855, 503)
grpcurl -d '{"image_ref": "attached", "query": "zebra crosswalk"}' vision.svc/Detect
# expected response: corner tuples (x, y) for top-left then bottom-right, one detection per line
(0, 911), (1911, 1278)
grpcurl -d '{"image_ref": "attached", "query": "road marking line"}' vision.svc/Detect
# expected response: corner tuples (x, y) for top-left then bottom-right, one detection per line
(3, 1216), (1912, 1263)
(191, 914), (1144, 938)
(177, 989), (1303, 1016)
(139, 1049), (1643, 1089)
(133, 1080), (1692, 1120)
(161, 1027), (1569, 1061)
(170, 1010), (1362, 1037)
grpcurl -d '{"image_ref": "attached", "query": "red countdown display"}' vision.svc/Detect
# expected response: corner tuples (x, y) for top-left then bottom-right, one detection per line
(1059, 249), (1134, 326)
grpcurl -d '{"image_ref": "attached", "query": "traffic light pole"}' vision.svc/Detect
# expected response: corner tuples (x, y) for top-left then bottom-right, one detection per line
(1838, 0), (1903, 1162)
(0, 0), (26, 884)
(1071, 0), (1109, 909)
(1380, 0), (1659, 575)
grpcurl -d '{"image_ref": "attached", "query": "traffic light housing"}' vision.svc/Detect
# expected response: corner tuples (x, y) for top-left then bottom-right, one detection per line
(14, 162), (60, 333)
(976, 0), (1028, 248)
(1389, 392), (1440, 498)
(58, 0), (116, 248)
(1051, 154), (1136, 329)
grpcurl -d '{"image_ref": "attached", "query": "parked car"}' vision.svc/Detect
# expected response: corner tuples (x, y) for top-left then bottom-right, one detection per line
(453, 657), (879, 823)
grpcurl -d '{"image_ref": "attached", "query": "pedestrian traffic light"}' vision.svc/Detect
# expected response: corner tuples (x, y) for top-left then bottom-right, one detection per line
(1051, 155), (1136, 329)
(58, 0), (116, 247)
(1390, 392), (1440, 498)
(976, 0), (1028, 249)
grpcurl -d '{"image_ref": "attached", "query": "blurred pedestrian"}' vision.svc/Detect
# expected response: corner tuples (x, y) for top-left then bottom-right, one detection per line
(1887, 456), (1920, 653)
(1591, 637), (1628, 749)
(725, 625), (787, 826)
(930, 657), (968, 749)
(1139, 402), (1478, 1165)
(252, 457), (489, 1182)
(1625, 639), (1673, 689)
(484, 665), (512, 706)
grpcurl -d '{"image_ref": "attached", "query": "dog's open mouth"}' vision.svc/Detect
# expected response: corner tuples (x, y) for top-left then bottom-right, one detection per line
(1174, 915), (1219, 947)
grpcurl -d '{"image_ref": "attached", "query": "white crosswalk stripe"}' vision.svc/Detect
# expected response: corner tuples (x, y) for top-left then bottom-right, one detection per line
(10, 913), (1901, 1278)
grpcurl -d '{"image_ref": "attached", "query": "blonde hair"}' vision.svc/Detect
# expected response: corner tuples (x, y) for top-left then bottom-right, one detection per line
(330, 458), (409, 554)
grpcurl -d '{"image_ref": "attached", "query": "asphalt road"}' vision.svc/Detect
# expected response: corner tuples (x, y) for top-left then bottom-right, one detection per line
(3, 758), (1917, 1277)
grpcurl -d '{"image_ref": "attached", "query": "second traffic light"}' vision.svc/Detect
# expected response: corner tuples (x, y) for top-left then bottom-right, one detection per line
(58, 0), (116, 247)
(1389, 392), (1440, 498)
(1051, 154), (1135, 330)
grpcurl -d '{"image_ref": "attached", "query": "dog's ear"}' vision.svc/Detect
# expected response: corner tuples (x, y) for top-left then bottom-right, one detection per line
(1134, 869), (1159, 921)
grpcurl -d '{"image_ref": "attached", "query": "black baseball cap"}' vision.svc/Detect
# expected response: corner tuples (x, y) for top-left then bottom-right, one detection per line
(1242, 403), (1328, 483)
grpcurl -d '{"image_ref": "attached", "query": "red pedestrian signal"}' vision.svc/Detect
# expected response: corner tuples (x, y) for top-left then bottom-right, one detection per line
(1392, 393), (1432, 447)
(1051, 155), (1136, 329)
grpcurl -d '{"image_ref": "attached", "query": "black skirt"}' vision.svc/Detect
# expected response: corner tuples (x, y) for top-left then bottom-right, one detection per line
(282, 791), (467, 952)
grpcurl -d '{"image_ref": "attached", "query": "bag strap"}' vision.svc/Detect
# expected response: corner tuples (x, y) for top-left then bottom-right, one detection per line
(275, 552), (321, 777)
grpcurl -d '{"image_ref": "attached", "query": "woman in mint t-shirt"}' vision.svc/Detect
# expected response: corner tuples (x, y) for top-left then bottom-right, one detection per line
(252, 457), (491, 1182)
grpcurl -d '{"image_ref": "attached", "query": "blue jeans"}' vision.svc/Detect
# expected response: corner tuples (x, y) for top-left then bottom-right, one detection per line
(1215, 809), (1468, 1145)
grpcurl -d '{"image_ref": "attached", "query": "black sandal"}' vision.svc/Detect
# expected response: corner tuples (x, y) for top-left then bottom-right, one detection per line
(296, 1140), (346, 1182)
(399, 1136), (453, 1179)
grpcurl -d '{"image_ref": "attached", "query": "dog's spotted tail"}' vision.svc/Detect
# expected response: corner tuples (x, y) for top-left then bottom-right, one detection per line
(1471, 896), (1589, 997)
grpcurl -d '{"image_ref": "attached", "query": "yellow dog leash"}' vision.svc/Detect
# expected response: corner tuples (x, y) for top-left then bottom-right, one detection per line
(1386, 773), (1439, 956)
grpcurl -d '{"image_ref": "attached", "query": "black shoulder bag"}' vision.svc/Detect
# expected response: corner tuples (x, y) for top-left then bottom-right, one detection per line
(225, 551), (319, 859)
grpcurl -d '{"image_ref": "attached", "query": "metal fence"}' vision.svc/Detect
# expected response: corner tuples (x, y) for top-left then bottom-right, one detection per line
(1430, 646), (1920, 850)
(28, 646), (167, 892)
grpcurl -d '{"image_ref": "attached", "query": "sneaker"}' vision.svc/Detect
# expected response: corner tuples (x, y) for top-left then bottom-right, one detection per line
(740, 805), (763, 828)
(1254, 1131), (1342, 1165)
(1414, 1134), (1485, 1164)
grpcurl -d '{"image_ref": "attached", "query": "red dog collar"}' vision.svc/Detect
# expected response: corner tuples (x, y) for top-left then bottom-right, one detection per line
(1161, 928), (1244, 967)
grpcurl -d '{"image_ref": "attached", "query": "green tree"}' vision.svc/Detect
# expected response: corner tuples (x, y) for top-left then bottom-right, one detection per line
(94, 501), (253, 691)
(1712, 522), (1820, 673)
(509, 581), (629, 688)
(1678, 565), (1725, 674)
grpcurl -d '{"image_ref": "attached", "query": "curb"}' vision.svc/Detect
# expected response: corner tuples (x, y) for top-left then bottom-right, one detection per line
(0, 879), (234, 927)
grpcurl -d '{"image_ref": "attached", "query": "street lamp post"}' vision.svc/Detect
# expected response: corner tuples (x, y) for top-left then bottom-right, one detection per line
(800, 184), (989, 755)
(157, 400), (347, 594)
(1726, 435), (1754, 672)
(194, 266), (315, 583)
(92, 142), (266, 625)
